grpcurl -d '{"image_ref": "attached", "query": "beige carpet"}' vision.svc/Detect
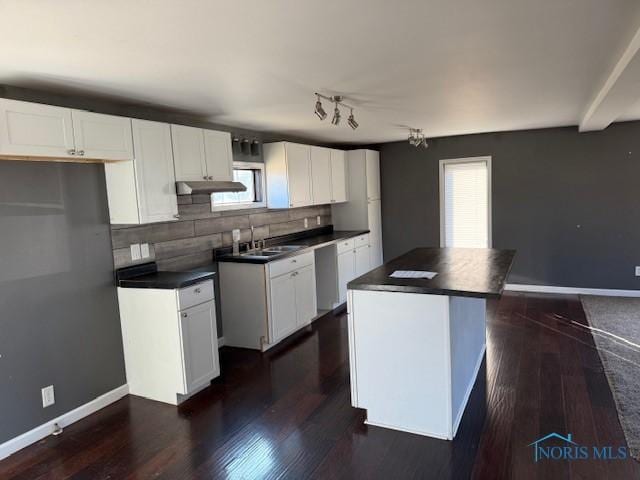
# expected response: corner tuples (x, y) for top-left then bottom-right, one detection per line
(581, 295), (640, 460)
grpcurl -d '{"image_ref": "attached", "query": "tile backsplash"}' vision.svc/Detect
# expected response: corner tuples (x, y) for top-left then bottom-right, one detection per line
(111, 194), (331, 271)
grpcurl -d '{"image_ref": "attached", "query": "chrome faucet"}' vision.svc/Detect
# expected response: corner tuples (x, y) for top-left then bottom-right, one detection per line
(250, 225), (256, 250)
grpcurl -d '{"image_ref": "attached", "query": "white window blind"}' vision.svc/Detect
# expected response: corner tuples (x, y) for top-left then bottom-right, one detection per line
(442, 160), (489, 248)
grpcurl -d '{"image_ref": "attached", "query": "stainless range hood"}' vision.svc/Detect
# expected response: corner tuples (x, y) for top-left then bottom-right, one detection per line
(175, 180), (247, 195)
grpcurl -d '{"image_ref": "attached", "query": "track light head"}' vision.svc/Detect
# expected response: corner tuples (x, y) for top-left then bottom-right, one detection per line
(331, 103), (341, 126)
(314, 95), (327, 120)
(347, 110), (359, 130)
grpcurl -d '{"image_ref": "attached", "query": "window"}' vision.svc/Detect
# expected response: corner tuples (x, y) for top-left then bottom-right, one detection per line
(211, 162), (266, 211)
(439, 157), (491, 248)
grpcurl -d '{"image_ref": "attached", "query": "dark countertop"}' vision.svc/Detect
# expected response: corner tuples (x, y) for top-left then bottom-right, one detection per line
(347, 247), (515, 299)
(217, 229), (370, 264)
(116, 262), (216, 289)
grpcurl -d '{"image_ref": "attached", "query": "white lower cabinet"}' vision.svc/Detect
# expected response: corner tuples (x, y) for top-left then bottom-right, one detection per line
(220, 251), (317, 351)
(117, 280), (219, 405)
(337, 250), (356, 304)
(180, 301), (220, 394)
(294, 265), (317, 327)
(269, 271), (299, 342)
(337, 234), (371, 304)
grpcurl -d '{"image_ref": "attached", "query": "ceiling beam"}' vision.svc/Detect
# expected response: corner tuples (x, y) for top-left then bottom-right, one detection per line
(579, 24), (640, 132)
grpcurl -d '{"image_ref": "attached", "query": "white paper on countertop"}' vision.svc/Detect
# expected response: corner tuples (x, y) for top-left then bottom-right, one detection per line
(389, 270), (438, 279)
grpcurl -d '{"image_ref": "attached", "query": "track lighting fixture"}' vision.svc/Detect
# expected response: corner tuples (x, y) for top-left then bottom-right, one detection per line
(314, 94), (327, 120)
(408, 128), (428, 148)
(314, 93), (358, 130)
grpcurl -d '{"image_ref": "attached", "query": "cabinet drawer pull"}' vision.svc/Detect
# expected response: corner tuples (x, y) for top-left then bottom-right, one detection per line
(292, 259), (296, 263)
(194, 288), (201, 294)
(182, 312), (188, 318)
(68, 149), (76, 155)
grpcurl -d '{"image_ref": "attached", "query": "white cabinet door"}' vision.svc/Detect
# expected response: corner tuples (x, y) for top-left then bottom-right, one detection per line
(310, 146), (332, 205)
(355, 245), (371, 278)
(337, 250), (355, 304)
(270, 272), (298, 342)
(203, 130), (233, 182)
(294, 265), (317, 327)
(71, 111), (133, 160)
(285, 143), (312, 207)
(369, 236), (383, 269)
(367, 199), (384, 267)
(171, 125), (207, 182)
(131, 119), (178, 223)
(179, 301), (219, 394)
(0, 99), (75, 157)
(365, 150), (381, 201)
(330, 149), (348, 203)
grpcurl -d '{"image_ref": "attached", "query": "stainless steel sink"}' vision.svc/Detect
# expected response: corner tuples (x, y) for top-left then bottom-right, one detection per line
(238, 249), (283, 258)
(262, 245), (303, 253)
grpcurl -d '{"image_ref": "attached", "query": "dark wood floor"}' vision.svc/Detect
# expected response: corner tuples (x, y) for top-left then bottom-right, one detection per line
(1, 293), (639, 479)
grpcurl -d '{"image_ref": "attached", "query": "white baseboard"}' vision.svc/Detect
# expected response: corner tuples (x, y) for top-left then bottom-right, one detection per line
(0, 384), (129, 461)
(452, 344), (486, 438)
(505, 284), (640, 298)
(217, 336), (225, 348)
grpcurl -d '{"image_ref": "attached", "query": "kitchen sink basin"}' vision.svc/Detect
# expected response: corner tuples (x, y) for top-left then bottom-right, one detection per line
(262, 245), (303, 253)
(238, 249), (283, 258)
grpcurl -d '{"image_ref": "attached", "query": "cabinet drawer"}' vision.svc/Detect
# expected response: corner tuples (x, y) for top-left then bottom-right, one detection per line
(354, 234), (369, 248)
(178, 280), (214, 310)
(269, 251), (314, 278)
(337, 238), (355, 254)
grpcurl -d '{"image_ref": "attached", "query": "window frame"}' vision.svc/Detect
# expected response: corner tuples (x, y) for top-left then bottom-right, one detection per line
(438, 156), (492, 248)
(210, 161), (267, 212)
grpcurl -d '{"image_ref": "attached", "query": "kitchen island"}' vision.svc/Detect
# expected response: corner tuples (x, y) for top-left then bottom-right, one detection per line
(347, 247), (515, 440)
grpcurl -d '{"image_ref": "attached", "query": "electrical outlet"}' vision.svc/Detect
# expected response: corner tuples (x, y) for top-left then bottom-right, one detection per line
(304, 218), (308, 228)
(130, 244), (141, 261)
(316, 215), (321, 225)
(42, 385), (55, 408)
(140, 243), (150, 259)
(636, 266), (640, 277)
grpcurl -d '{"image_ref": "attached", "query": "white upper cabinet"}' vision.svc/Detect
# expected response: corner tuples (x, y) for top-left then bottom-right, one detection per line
(265, 142), (347, 208)
(71, 111), (133, 160)
(264, 142), (313, 208)
(286, 143), (313, 207)
(0, 99), (134, 161)
(131, 119), (178, 223)
(330, 149), (348, 203)
(171, 124), (207, 181)
(203, 130), (233, 182)
(172, 126), (233, 182)
(0, 99), (75, 157)
(311, 146), (332, 205)
(366, 150), (381, 200)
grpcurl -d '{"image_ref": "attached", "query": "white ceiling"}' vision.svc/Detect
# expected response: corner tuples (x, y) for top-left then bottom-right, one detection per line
(2, 0), (640, 144)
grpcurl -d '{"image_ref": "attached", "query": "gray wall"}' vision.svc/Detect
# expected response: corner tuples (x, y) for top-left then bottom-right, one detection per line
(0, 162), (126, 444)
(378, 122), (640, 290)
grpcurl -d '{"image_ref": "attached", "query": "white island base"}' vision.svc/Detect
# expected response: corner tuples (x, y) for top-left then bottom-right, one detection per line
(347, 289), (487, 440)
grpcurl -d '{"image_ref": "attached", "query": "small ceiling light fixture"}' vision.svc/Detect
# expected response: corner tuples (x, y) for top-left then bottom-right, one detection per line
(408, 128), (428, 148)
(347, 108), (359, 130)
(314, 93), (358, 129)
(314, 94), (327, 120)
